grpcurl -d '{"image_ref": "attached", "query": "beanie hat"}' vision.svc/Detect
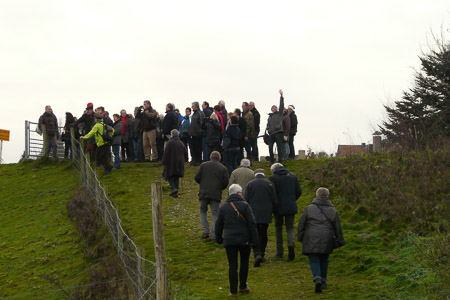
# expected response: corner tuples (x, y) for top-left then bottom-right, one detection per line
(288, 105), (295, 111)
(86, 102), (94, 110)
(254, 168), (265, 177)
(229, 184), (242, 195)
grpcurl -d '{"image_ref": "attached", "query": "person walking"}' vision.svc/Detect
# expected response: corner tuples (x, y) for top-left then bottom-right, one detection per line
(244, 168), (277, 266)
(215, 184), (258, 297)
(189, 102), (205, 166)
(288, 105), (298, 159)
(266, 90), (285, 164)
(141, 100), (159, 162)
(269, 163), (302, 260)
(194, 151), (229, 241)
(229, 159), (254, 194)
(161, 129), (187, 198)
(38, 105), (59, 159)
(112, 114), (123, 169)
(81, 113), (114, 175)
(297, 187), (345, 293)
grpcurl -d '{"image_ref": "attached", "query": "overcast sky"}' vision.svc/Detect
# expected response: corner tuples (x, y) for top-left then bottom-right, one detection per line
(0, 0), (448, 163)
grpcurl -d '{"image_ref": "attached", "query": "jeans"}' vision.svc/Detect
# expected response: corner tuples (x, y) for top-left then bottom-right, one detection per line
(268, 132), (284, 163)
(225, 148), (239, 176)
(202, 137), (210, 161)
(168, 176), (179, 191)
(274, 213), (295, 255)
(254, 223), (269, 257)
(112, 145), (121, 168)
(225, 245), (251, 294)
(288, 134), (295, 158)
(199, 199), (220, 239)
(133, 135), (144, 162)
(308, 253), (329, 282)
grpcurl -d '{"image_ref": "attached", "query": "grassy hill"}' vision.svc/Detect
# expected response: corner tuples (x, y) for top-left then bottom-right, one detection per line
(1, 151), (448, 299)
(0, 160), (89, 298)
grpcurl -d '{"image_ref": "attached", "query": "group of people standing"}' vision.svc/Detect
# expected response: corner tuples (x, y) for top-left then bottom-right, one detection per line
(38, 89), (298, 176)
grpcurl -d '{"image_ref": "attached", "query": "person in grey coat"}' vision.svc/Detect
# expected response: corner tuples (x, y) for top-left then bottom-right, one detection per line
(194, 151), (229, 240)
(215, 184), (258, 297)
(269, 163), (302, 261)
(266, 89), (285, 164)
(244, 168), (277, 267)
(297, 187), (345, 293)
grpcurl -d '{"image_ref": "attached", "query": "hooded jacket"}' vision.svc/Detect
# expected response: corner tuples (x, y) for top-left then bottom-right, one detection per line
(269, 166), (302, 215)
(215, 193), (259, 247)
(297, 197), (345, 254)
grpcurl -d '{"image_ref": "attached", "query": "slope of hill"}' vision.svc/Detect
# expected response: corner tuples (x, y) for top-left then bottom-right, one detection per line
(0, 160), (89, 298)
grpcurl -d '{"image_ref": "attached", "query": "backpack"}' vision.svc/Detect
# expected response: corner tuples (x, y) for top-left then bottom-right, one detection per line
(99, 122), (113, 143)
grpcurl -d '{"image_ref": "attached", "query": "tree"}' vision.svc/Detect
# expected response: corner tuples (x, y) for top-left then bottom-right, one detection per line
(380, 33), (450, 150)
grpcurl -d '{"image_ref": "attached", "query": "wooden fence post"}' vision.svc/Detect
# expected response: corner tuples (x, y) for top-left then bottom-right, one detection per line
(42, 124), (48, 157)
(151, 182), (168, 300)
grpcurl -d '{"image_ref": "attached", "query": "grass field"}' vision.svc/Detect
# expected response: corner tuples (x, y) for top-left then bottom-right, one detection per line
(0, 157), (446, 299)
(0, 160), (89, 299)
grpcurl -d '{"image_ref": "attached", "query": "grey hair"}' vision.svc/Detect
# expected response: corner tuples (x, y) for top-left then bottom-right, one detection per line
(210, 151), (221, 161)
(270, 163), (283, 173)
(229, 184), (242, 195)
(316, 187), (330, 198)
(192, 101), (200, 108)
(171, 129), (179, 137)
(219, 100), (225, 106)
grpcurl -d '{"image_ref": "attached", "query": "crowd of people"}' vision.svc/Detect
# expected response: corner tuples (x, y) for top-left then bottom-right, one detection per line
(38, 90), (298, 175)
(36, 92), (345, 296)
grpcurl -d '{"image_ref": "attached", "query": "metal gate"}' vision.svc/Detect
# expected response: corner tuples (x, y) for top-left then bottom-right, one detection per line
(24, 120), (65, 160)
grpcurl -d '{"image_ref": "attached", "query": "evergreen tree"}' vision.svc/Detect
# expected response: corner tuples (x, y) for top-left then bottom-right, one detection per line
(381, 35), (450, 149)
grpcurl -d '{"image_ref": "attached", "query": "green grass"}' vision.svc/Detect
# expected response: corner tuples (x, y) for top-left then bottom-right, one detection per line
(99, 159), (442, 299)
(0, 159), (89, 299)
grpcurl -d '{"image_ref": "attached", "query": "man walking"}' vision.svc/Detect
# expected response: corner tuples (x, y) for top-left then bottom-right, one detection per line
(269, 163), (302, 260)
(162, 129), (187, 198)
(141, 100), (158, 161)
(266, 90), (285, 164)
(38, 105), (59, 159)
(244, 168), (277, 266)
(194, 151), (229, 240)
(229, 159), (254, 194)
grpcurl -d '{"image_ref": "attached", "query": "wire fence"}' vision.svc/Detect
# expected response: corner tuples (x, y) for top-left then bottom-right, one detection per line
(24, 121), (66, 160)
(70, 133), (157, 299)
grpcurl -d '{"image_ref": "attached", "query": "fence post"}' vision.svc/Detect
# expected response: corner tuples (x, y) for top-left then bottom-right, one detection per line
(151, 182), (168, 300)
(70, 126), (76, 161)
(42, 124), (48, 157)
(25, 121), (29, 160)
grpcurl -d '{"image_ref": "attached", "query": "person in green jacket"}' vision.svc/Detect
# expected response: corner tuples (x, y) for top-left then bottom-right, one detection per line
(81, 113), (114, 175)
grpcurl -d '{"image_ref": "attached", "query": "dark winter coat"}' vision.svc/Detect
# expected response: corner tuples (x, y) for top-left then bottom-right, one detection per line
(39, 112), (58, 137)
(120, 117), (132, 143)
(269, 167), (302, 215)
(162, 136), (187, 179)
(73, 113), (94, 136)
(266, 96), (284, 135)
(223, 124), (240, 149)
(244, 174), (278, 224)
(282, 113), (291, 137)
(297, 197), (345, 255)
(289, 112), (298, 135)
(250, 107), (261, 134)
(215, 194), (259, 247)
(203, 118), (221, 147)
(220, 107), (228, 124)
(237, 117), (246, 142)
(189, 109), (205, 137)
(162, 109), (179, 136)
(112, 121), (123, 146)
(203, 107), (213, 118)
(194, 159), (229, 201)
(133, 116), (143, 139)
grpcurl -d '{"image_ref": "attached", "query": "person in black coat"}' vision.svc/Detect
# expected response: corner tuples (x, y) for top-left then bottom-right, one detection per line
(203, 113), (222, 154)
(269, 163), (302, 261)
(215, 184), (258, 297)
(223, 116), (241, 176)
(233, 109), (247, 163)
(287, 105), (298, 159)
(194, 151), (229, 240)
(162, 103), (179, 141)
(297, 187), (345, 293)
(189, 102), (205, 166)
(249, 102), (260, 161)
(161, 129), (187, 198)
(244, 168), (278, 266)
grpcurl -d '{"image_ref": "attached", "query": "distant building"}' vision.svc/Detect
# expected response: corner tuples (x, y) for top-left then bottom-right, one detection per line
(336, 144), (367, 157)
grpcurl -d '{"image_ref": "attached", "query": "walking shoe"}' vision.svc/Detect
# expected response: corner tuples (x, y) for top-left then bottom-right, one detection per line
(228, 293), (237, 297)
(261, 257), (266, 263)
(314, 279), (322, 293)
(200, 233), (209, 239)
(254, 255), (263, 267)
(288, 246), (295, 261)
(321, 281), (328, 289)
(239, 287), (250, 294)
(169, 189), (178, 197)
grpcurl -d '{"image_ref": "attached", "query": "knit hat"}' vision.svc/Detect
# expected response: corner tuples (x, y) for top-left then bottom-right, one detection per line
(240, 159), (251, 167)
(86, 102), (94, 110)
(229, 184), (242, 195)
(288, 105), (295, 111)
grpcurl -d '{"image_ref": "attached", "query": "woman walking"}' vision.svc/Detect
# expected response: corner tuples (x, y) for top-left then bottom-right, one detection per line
(297, 187), (345, 293)
(215, 184), (258, 297)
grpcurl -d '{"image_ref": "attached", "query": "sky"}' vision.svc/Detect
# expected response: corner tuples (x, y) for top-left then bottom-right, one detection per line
(0, 0), (449, 163)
